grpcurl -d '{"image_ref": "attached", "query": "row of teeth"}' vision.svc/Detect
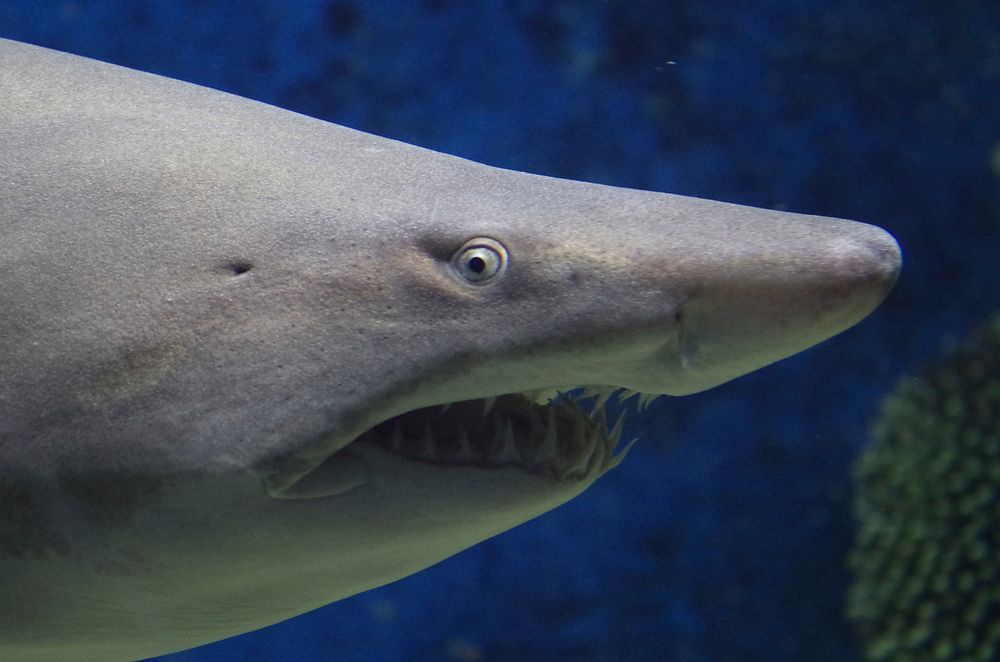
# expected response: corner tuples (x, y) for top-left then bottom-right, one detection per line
(515, 385), (662, 415)
(370, 386), (658, 481)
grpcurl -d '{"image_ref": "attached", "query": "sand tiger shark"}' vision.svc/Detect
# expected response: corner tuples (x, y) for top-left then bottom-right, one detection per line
(0, 38), (901, 660)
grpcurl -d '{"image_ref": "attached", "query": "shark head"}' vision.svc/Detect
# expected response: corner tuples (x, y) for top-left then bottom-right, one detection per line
(0, 38), (900, 659)
(257, 174), (900, 607)
(265, 173), (901, 510)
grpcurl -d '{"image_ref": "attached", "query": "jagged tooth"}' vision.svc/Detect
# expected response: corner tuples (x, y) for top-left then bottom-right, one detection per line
(581, 386), (603, 400)
(568, 412), (588, 471)
(618, 389), (640, 405)
(540, 407), (558, 462)
(608, 412), (626, 448)
(638, 393), (662, 411)
(526, 390), (546, 405)
(566, 394), (586, 417)
(440, 402), (452, 416)
(538, 388), (562, 405)
(456, 426), (473, 462)
(588, 396), (611, 423)
(603, 438), (639, 473)
(594, 405), (608, 429)
(483, 395), (497, 417)
(498, 419), (519, 464)
(390, 421), (403, 453)
(585, 438), (606, 476)
(562, 422), (592, 479)
(593, 390), (613, 416)
(590, 423), (604, 447)
(566, 446), (591, 479)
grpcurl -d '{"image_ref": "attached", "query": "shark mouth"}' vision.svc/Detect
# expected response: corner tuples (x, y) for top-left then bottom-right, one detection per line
(267, 387), (663, 499)
(354, 387), (660, 482)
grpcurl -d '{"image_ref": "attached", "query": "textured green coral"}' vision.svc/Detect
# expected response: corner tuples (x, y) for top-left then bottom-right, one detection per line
(847, 317), (1000, 662)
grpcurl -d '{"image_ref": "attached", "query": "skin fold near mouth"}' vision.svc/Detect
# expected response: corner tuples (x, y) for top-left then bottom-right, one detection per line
(355, 387), (660, 481)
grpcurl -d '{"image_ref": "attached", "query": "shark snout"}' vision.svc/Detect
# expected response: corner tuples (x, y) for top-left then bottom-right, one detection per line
(823, 223), (902, 299)
(663, 217), (901, 395)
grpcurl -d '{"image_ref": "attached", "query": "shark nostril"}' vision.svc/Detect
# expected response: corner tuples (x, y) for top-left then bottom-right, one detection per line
(227, 260), (254, 276)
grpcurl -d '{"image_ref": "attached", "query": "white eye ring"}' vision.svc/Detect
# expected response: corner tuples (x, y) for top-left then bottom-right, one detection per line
(450, 237), (509, 284)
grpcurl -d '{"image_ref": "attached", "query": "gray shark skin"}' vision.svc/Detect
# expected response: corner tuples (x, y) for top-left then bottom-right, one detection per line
(0, 38), (901, 661)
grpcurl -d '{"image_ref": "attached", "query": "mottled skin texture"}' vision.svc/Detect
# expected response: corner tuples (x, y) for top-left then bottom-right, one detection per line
(0, 39), (900, 660)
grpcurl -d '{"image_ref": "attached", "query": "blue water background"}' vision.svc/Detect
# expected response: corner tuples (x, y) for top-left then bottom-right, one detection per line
(2, 2), (998, 660)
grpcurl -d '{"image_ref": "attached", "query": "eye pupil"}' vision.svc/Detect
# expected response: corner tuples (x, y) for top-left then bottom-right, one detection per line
(468, 256), (486, 273)
(450, 238), (509, 285)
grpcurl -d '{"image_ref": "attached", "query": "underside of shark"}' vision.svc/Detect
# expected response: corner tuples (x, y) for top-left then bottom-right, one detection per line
(0, 38), (901, 661)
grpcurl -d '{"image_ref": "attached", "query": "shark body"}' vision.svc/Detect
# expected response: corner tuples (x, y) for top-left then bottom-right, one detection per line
(0, 39), (900, 660)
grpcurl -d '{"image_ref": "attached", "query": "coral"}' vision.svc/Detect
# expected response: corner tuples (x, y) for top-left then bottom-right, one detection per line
(847, 317), (1000, 662)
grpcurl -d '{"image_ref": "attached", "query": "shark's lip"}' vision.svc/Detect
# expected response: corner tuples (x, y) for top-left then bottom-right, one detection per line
(266, 386), (659, 499)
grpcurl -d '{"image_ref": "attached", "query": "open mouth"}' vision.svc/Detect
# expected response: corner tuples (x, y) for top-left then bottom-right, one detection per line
(267, 386), (663, 499)
(355, 386), (660, 481)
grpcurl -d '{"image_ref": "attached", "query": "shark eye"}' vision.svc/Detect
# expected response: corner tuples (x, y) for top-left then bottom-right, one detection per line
(451, 238), (508, 284)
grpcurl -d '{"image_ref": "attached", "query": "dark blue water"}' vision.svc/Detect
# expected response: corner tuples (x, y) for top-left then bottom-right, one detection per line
(2, 2), (997, 660)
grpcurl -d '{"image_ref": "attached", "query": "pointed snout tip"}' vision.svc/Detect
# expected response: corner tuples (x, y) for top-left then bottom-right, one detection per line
(825, 222), (902, 309)
(852, 223), (903, 299)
